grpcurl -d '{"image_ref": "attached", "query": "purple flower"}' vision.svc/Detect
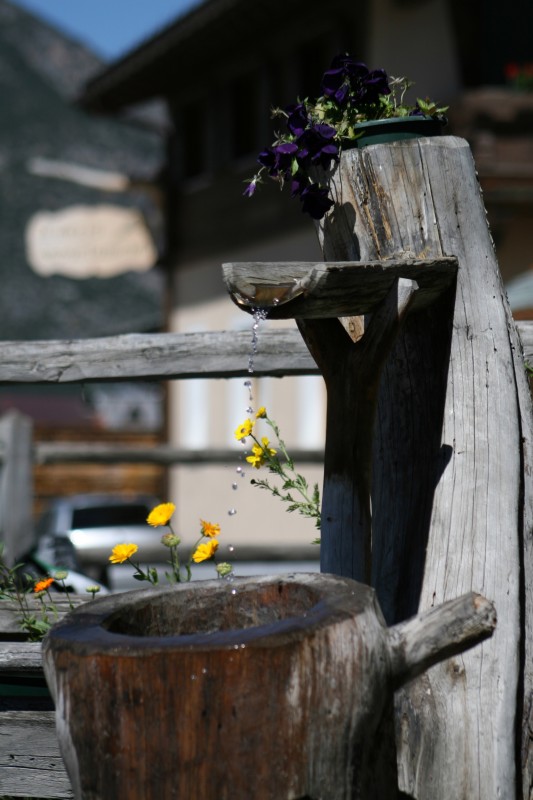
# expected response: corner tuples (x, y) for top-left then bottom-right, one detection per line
(257, 147), (277, 172)
(243, 178), (258, 198)
(299, 182), (334, 220)
(257, 142), (298, 176)
(322, 56), (390, 108)
(321, 55), (370, 106)
(296, 124), (339, 169)
(357, 68), (390, 104)
(285, 103), (309, 136)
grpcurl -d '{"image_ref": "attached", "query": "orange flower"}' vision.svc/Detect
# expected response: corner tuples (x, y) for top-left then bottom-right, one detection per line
(34, 577), (54, 593)
(200, 519), (220, 538)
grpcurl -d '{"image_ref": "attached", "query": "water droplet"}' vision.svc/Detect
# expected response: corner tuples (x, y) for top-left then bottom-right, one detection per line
(273, 297), (280, 305)
(243, 380), (252, 388)
(240, 470), (246, 478)
(202, 667), (208, 675)
(191, 674), (197, 681)
(232, 482), (238, 490)
(228, 545), (235, 553)
(228, 508), (237, 516)
(231, 588), (237, 596)
(246, 406), (253, 414)
(236, 466), (243, 474)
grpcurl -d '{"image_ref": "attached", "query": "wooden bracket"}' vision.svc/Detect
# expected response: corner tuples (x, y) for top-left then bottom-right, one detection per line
(222, 256), (457, 319)
(298, 277), (419, 584)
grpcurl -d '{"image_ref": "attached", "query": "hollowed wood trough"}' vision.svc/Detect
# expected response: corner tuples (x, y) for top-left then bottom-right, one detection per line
(43, 573), (495, 800)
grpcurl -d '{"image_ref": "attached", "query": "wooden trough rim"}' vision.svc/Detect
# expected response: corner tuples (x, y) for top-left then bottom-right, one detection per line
(222, 256), (459, 319)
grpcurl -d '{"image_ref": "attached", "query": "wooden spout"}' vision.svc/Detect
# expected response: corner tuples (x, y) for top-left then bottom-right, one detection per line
(388, 592), (497, 689)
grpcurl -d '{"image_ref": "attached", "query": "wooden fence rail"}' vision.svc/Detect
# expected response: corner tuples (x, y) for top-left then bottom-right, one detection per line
(0, 324), (530, 384)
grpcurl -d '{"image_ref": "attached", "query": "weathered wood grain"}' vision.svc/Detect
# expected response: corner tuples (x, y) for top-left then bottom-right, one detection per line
(0, 412), (34, 563)
(0, 642), (43, 669)
(0, 325), (529, 385)
(298, 278), (418, 585)
(314, 136), (533, 798)
(0, 329), (319, 384)
(0, 711), (73, 798)
(223, 257), (457, 317)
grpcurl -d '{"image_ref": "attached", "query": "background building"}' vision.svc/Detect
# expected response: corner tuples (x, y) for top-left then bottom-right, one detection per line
(0, 0), (168, 512)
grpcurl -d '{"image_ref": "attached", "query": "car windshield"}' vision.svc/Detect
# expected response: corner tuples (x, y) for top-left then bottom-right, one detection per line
(71, 504), (151, 529)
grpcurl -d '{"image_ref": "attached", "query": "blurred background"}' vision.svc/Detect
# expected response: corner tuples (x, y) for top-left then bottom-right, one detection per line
(1, 0), (532, 588)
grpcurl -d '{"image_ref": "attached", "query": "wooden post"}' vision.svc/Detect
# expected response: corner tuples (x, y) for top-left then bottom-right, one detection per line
(222, 136), (533, 797)
(0, 411), (34, 564)
(312, 137), (533, 799)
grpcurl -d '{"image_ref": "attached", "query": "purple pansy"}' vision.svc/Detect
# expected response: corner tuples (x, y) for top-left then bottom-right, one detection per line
(299, 183), (334, 219)
(322, 56), (391, 108)
(296, 124), (339, 169)
(258, 142), (298, 176)
(285, 103), (309, 136)
(243, 179), (258, 198)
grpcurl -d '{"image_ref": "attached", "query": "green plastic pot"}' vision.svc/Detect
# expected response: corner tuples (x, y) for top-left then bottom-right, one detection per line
(345, 116), (445, 148)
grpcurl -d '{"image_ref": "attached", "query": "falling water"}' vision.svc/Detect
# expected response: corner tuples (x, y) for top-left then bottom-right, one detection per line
(248, 308), (268, 374)
(225, 308), (269, 550)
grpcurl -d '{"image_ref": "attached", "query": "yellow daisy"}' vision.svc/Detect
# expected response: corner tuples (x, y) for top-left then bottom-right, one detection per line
(147, 502), (176, 527)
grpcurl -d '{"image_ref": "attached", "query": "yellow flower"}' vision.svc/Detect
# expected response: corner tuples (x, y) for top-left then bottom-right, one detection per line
(109, 543), (139, 564)
(192, 539), (219, 563)
(246, 438), (277, 469)
(34, 577), (54, 593)
(246, 452), (264, 469)
(200, 519), (220, 538)
(260, 437), (276, 456)
(147, 502), (176, 527)
(255, 406), (267, 419)
(234, 419), (253, 441)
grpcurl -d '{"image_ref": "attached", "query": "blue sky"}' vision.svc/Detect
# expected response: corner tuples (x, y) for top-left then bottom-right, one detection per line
(8, 0), (203, 60)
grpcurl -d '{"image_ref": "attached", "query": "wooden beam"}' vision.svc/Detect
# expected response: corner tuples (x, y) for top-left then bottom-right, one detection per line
(0, 329), (319, 384)
(33, 444), (324, 465)
(0, 324), (530, 385)
(223, 257), (458, 318)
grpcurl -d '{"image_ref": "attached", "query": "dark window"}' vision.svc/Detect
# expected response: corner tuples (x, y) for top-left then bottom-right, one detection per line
(71, 505), (151, 529)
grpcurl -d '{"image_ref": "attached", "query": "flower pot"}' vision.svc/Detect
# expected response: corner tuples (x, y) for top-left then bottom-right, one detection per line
(42, 573), (494, 800)
(345, 116), (445, 148)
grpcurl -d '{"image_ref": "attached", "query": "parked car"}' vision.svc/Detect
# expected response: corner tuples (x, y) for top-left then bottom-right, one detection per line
(34, 494), (163, 583)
